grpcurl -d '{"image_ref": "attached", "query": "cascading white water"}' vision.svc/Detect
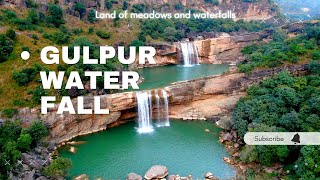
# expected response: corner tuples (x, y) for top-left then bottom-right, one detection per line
(180, 42), (199, 66)
(155, 92), (161, 125)
(136, 89), (170, 133)
(161, 89), (170, 127)
(136, 91), (154, 133)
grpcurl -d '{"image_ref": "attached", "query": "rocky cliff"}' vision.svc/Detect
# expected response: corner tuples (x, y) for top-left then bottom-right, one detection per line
(193, 32), (264, 64)
(136, 31), (267, 68)
(17, 64), (309, 144)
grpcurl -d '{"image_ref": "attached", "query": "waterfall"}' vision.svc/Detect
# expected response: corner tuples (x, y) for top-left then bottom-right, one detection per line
(136, 91), (154, 133)
(155, 92), (161, 125)
(161, 89), (170, 127)
(180, 42), (199, 66)
(136, 89), (170, 133)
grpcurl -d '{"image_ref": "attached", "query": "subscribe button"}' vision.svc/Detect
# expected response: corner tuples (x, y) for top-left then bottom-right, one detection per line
(244, 132), (320, 145)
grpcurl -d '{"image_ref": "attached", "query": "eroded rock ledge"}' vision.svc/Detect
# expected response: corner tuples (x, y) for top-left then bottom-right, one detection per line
(136, 31), (268, 68)
(18, 64), (308, 144)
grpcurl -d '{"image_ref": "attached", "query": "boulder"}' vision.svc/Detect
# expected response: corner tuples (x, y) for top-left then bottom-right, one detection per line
(23, 169), (35, 180)
(233, 152), (241, 158)
(126, 173), (142, 180)
(215, 116), (233, 130)
(21, 153), (43, 169)
(204, 172), (217, 180)
(75, 174), (89, 180)
(36, 177), (48, 180)
(144, 165), (168, 180)
(168, 175), (177, 180)
(222, 132), (233, 142)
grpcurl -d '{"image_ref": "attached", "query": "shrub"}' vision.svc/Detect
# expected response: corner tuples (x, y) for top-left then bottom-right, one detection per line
(12, 18), (34, 30)
(96, 30), (111, 39)
(105, 0), (112, 10)
(6, 28), (16, 40)
(131, 4), (145, 13)
(26, 121), (48, 144)
(22, 46), (30, 52)
(25, 0), (37, 8)
(47, 4), (64, 27)
(12, 64), (42, 86)
(164, 27), (184, 42)
(174, 3), (183, 10)
(130, 39), (144, 49)
(295, 146), (320, 179)
(87, 9), (96, 23)
(52, 32), (70, 45)
(0, 34), (14, 63)
(43, 157), (72, 177)
(31, 34), (38, 40)
(4, 10), (17, 19)
(27, 8), (39, 24)
(308, 61), (320, 75)
(31, 86), (48, 105)
(238, 63), (254, 74)
(312, 51), (320, 60)
(74, 2), (86, 19)
(122, 1), (129, 10)
(88, 27), (94, 34)
(17, 133), (32, 151)
(2, 108), (18, 118)
(72, 28), (83, 35)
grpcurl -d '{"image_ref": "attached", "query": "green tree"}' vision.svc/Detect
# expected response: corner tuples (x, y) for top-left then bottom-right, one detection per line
(27, 8), (39, 24)
(122, 1), (129, 10)
(88, 27), (94, 34)
(26, 121), (48, 144)
(0, 34), (14, 63)
(6, 28), (16, 40)
(2, 108), (18, 118)
(17, 133), (32, 151)
(295, 146), (320, 179)
(31, 86), (48, 105)
(309, 61), (320, 75)
(12, 65), (41, 86)
(130, 39), (144, 49)
(43, 157), (72, 177)
(47, 4), (64, 27)
(74, 2), (86, 19)
(96, 30), (111, 39)
(51, 31), (70, 45)
(105, 0), (112, 10)
(87, 9), (96, 23)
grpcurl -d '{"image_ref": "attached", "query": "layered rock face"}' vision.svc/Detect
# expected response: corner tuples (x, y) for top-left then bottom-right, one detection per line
(194, 32), (263, 64)
(17, 64), (308, 144)
(134, 32), (266, 68)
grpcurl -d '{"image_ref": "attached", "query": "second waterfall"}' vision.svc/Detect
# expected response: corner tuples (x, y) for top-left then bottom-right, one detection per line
(136, 90), (170, 133)
(180, 42), (200, 66)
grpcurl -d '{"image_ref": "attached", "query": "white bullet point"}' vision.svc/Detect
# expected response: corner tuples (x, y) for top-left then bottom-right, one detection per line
(21, 51), (30, 60)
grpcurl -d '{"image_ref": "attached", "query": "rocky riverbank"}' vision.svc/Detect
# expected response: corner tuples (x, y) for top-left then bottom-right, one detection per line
(16, 64), (309, 146)
(219, 130), (286, 179)
(74, 165), (221, 180)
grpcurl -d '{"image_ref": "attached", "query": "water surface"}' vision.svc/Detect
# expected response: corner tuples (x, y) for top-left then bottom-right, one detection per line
(133, 64), (229, 90)
(60, 120), (236, 179)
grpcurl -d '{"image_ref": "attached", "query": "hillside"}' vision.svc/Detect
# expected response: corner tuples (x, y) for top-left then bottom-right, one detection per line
(0, 0), (280, 112)
(275, 0), (320, 20)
